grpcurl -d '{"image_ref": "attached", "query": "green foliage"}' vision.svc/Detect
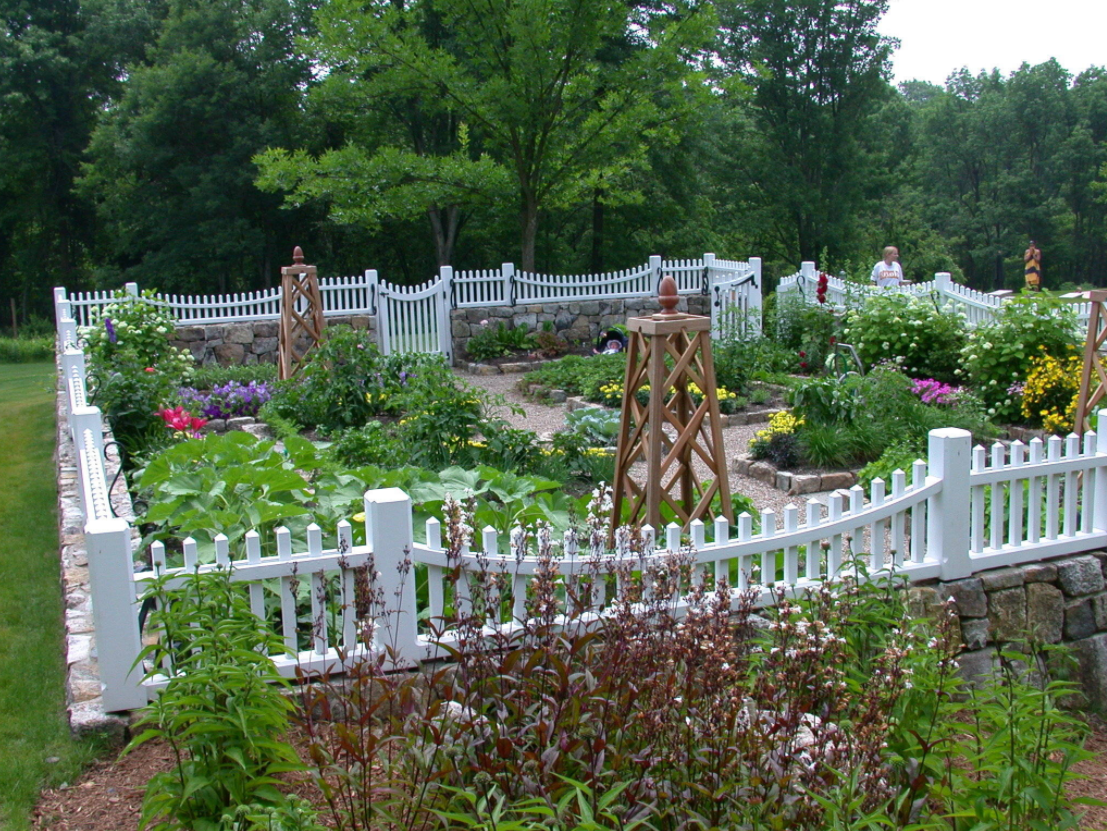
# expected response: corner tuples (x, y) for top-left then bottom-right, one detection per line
(465, 321), (536, 362)
(765, 291), (842, 374)
(0, 335), (54, 363)
(789, 365), (996, 468)
(961, 294), (1080, 423)
(135, 432), (365, 562)
(857, 438), (926, 491)
(130, 567), (302, 831)
(562, 407), (621, 447)
(80, 291), (196, 464)
(265, 327), (466, 436)
(842, 292), (968, 383)
(714, 330), (799, 390)
(269, 0), (714, 269)
(77, 0), (317, 292)
(521, 354), (627, 400)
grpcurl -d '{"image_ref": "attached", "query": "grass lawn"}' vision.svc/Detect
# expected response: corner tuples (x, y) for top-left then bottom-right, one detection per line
(0, 362), (105, 830)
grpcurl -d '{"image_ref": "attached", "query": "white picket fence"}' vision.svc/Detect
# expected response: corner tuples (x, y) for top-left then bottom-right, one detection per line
(778, 262), (1093, 330)
(56, 296), (1107, 708)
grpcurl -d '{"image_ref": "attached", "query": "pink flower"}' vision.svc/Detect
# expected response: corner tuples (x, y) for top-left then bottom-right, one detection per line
(158, 406), (207, 437)
(145, 367), (155, 373)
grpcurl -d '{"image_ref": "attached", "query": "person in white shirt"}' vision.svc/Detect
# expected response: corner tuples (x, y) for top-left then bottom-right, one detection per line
(870, 246), (903, 288)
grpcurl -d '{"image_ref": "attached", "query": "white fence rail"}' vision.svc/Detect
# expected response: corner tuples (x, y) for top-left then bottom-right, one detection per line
(57, 254), (761, 328)
(778, 262), (1093, 330)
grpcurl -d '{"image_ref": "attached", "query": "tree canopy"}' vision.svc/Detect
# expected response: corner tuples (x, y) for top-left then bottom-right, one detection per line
(4, 0), (1107, 321)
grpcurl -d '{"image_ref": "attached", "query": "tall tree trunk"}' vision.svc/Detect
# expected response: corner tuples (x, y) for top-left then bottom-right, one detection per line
(590, 188), (604, 273)
(428, 205), (459, 266)
(519, 192), (539, 272)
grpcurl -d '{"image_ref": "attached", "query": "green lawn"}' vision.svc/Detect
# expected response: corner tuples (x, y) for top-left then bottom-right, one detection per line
(0, 363), (105, 830)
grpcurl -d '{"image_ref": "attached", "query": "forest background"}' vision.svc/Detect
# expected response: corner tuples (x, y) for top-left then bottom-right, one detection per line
(3, 0), (1107, 325)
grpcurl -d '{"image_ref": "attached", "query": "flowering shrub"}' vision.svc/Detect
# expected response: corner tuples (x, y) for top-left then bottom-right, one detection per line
(960, 295), (1079, 423)
(909, 377), (963, 406)
(178, 380), (272, 420)
(842, 293), (966, 384)
(749, 410), (804, 468)
(79, 291), (195, 465)
(81, 290), (193, 378)
(1018, 349), (1081, 434)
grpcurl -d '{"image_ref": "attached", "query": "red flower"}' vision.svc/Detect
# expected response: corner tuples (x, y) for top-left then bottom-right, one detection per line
(144, 367), (155, 373)
(799, 351), (806, 358)
(158, 406), (207, 437)
(829, 336), (837, 345)
(800, 362), (808, 369)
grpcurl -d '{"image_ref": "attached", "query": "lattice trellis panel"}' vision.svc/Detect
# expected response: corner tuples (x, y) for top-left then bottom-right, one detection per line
(1075, 289), (1107, 435)
(611, 307), (733, 531)
(278, 247), (326, 380)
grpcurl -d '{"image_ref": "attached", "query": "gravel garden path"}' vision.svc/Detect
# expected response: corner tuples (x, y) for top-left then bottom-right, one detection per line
(457, 369), (842, 528)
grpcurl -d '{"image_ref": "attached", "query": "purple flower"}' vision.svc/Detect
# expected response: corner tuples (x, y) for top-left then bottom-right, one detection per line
(104, 318), (116, 343)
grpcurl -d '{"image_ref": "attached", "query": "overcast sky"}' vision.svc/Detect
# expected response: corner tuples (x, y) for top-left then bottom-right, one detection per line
(880, 0), (1105, 87)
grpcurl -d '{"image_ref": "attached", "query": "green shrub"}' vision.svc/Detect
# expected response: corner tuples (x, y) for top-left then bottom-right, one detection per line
(465, 320), (536, 361)
(0, 335), (53, 363)
(765, 291), (842, 374)
(961, 294), (1080, 423)
(789, 366), (996, 468)
(79, 291), (196, 465)
(130, 567), (302, 831)
(265, 327), (464, 435)
(842, 292), (967, 383)
(521, 353), (626, 398)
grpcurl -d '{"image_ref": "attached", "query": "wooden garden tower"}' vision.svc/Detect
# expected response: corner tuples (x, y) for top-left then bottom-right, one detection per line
(1074, 289), (1107, 435)
(611, 275), (734, 531)
(278, 246), (325, 380)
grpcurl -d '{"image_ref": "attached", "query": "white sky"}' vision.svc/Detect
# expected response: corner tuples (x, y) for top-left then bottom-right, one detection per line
(880, 0), (1106, 87)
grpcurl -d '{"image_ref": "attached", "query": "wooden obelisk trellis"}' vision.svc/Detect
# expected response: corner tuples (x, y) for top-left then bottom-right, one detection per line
(611, 275), (733, 531)
(1074, 289), (1107, 435)
(278, 246), (325, 381)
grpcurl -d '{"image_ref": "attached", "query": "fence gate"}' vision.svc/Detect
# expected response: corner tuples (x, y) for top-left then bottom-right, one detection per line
(710, 256), (762, 339)
(376, 271), (452, 363)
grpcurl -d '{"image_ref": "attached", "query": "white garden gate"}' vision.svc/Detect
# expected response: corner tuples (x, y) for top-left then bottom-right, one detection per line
(709, 255), (763, 339)
(375, 270), (453, 363)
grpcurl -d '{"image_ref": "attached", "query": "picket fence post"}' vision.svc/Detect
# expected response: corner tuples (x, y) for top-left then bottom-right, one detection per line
(1094, 409), (1107, 532)
(748, 257), (764, 327)
(502, 262), (515, 306)
(364, 488), (422, 665)
(927, 428), (973, 580)
(934, 272), (952, 304)
(85, 516), (147, 711)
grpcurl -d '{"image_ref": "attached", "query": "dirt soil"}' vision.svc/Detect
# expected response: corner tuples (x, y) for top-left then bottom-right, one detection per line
(31, 717), (1107, 830)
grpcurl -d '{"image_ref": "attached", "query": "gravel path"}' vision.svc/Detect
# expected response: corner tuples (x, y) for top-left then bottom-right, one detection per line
(455, 369), (841, 529)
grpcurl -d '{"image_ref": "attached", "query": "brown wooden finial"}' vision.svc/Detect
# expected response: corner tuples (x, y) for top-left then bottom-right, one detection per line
(292, 246), (304, 265)
(658, 274), (679, 316)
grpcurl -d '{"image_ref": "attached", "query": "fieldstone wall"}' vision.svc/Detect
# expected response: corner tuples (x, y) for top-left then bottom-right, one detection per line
(170, 315), (375, 367)
(909, 552), (1107, 711)
(451, 295), (711, 362)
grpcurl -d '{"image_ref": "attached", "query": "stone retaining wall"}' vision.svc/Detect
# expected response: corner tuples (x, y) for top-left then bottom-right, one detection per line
(169, 315), (375, 366)
(451, 296), (710, 363)
(909, 554), (1107, 710)
(167, 298), (711, 368)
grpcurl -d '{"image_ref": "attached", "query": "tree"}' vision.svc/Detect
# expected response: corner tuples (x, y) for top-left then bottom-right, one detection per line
(79, 0), (319, 292)
(260, 0), (713, 272)
(715, 0), (895, 263)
